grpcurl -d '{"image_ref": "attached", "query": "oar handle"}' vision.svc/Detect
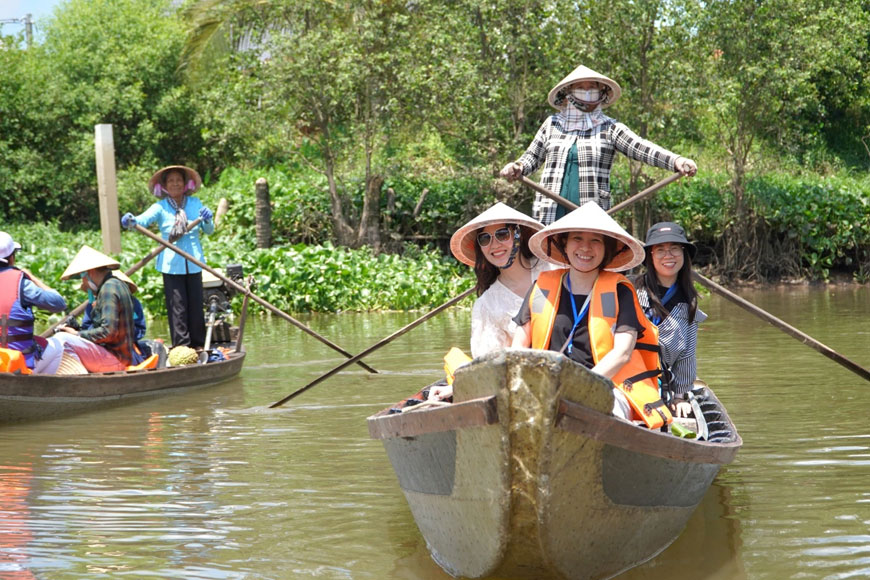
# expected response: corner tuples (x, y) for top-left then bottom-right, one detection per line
(520, 171), (683, 215)
(40, 218), (204, 338)
(608, 172), (683, 214)
(693, 272), (870, 382)
(133, 224), (378, 374)
(270, 287), (476, 408)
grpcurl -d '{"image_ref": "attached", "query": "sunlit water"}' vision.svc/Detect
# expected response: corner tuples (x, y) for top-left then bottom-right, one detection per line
(0, 286), (868, 579)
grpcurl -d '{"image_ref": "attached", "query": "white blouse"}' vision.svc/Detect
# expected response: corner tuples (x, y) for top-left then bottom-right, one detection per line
(470, 261), (550, 358)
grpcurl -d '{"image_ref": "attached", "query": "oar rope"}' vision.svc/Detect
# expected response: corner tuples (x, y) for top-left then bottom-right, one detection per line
(132, 224), (378, 374)
(40, 217), (203, 338)
(527, 174), (870, 382)
(269, 288), (475, 408)
(268, 172), (677, 407)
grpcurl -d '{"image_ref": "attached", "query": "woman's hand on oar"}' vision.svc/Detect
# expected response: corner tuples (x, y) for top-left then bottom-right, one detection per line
(39, 217), (204, 338)
(131, 224), (378, 374)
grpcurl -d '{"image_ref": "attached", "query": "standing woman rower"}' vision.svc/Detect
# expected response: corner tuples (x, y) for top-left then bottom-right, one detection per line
(449, 203), (546, 358)
(633, 222), (706, 418)
(122, 166), (214, 349)
(500, 64), (697, 224)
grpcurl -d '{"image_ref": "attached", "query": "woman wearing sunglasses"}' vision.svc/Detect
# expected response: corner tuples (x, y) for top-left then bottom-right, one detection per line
(511, 202), (671, 428)
(449, 203), (547, 359)
(499, 64), (697, 225)
(632, 222), (706, 418)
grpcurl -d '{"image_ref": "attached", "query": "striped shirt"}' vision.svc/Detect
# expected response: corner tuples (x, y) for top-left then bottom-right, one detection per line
(635, 286), (707, 396)
(517, 114), (680, 224)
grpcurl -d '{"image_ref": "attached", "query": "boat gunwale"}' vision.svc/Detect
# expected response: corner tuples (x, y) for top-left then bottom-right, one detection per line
(0, 350), (245, 397)
(557, 397), (741, 465)
(367, 395), (498, 440)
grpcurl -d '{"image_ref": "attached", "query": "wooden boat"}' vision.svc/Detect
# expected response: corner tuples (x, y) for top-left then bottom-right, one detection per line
(0, 269), (250, 424)
(368, 349), (741, 580)
(0, 348), (246, 424)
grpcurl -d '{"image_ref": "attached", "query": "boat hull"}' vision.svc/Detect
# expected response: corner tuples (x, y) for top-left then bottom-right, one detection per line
(0, 350), (245, 423)
(368, 349), (741, 580)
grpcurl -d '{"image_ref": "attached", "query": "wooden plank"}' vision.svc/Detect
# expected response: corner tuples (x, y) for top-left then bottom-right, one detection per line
(94, 123), (121, 254)
(368, 396), (498, 440)
(556, 399), (740, 465)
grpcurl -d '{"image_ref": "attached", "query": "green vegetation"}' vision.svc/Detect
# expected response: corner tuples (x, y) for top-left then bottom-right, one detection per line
(2, 0), (869, 314)
(3, 221), (472, 317)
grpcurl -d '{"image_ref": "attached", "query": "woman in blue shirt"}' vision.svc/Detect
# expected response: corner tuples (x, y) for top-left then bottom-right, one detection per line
(122, 165), (214, 349)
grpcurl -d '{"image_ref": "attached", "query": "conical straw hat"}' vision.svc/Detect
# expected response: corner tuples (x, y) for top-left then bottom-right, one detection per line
(61, 246), (120, 280)
(113, 270), (138, 294)
(548, 65), (622, 110)
(148, 165), (202, 197)
(450, 202), (544, 266)
(528, 201), (644, 271)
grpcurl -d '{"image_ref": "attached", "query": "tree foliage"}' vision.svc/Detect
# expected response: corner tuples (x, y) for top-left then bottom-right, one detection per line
(2, 0), (870, 282)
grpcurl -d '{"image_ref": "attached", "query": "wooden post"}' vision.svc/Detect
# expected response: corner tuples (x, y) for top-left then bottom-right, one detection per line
(255, 177), (271, 249)
(94, 124), (121, 254)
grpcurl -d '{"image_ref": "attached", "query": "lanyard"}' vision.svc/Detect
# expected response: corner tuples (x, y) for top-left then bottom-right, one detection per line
(650, 283), (678, 325)
(563, 274), (592, 355)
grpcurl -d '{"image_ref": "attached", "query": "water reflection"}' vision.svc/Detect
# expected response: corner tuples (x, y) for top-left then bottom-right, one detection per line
(0, 288), (867, 579)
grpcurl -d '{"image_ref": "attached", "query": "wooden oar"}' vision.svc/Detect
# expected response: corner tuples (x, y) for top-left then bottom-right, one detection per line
(527, 177), (870, 382)
(40, 217), (204, 337)
(693, 273), (870, 382)
(133, 224), (378, 374)
(269, 287), (475, 408)
(520, 171), (684, 214)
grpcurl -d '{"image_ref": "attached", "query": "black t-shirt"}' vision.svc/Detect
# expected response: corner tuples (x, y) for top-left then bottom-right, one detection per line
(514, 279), (643, 368)
(654, 282), (689, 312)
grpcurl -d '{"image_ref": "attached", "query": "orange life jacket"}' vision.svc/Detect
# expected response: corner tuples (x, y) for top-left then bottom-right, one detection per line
(527, 269), (671, 428)
(0, 347), (32, 375)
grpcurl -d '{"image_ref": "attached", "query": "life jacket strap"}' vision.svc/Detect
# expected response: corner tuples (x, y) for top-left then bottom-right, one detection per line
(634, 342), (660, 353)
(622, 369), (661, 390)
(642, 398), (669, 423)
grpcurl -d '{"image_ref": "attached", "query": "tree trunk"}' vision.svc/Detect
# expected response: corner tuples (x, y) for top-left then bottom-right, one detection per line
(318, 119), (355, 247)
(254, 177), (271, 249)
(357, 173), (383, 250)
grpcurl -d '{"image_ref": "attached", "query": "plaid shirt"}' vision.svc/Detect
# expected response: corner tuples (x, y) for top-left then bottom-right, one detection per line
(79, 274), (138, 365)
(517, 114), (680, 224)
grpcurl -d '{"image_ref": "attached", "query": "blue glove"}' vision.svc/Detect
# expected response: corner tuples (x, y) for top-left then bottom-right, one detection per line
(121, 212), (136, 230)
(199, 207), (213, 223)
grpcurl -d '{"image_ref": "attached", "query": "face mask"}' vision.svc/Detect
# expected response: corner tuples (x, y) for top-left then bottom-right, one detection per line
(571, 88), (601, 102)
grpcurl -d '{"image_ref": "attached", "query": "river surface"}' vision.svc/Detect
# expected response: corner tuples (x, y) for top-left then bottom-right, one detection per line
(1, 286), (869, 579)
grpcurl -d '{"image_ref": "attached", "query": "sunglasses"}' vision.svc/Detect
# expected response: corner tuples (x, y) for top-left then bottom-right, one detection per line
(477, 227), (514, 247)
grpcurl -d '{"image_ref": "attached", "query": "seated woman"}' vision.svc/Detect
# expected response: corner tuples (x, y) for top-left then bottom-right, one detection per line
(81, 270), (151, 358)
(512, 201), (671, 428)
(451, 202), (546, 358)
(632, 222), (706, 418)
(430, 203), (546, 402)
